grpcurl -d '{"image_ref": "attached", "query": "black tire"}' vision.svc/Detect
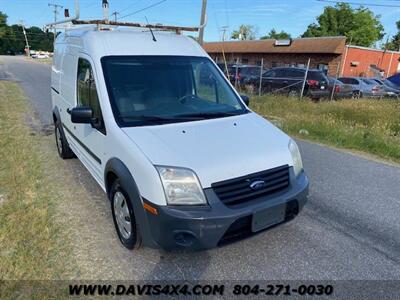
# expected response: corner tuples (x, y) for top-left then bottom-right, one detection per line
(54, 122), (74, 159)
(352, 91), (362, 99)
(110, 179), (142, 250)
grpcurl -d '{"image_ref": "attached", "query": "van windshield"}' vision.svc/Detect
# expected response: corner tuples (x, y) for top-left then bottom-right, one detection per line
(101, 56), (248, 127)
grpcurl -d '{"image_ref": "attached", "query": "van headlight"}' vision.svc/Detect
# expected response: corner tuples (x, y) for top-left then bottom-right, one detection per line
(288, 139), (303, 177)
(156, 166), (207, 206)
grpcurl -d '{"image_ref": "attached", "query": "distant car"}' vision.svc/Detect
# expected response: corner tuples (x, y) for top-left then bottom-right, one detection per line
(337, 77), (385, 98)
(36, 53), (49, 59)
(246, 67), (330, 100)
(227, 65), (261, 86)
(327, 77), (353, 99)
(371, 78), (400, 99)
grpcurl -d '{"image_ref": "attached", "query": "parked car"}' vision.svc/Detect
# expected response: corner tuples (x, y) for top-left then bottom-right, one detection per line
(245, 67), (329, 100)
(51, 27), (308, 250)
(337, 77), (385, 98)
(327, 77), (353, 99)
(36, 53), (49, 59)
(371, 78), (400, 99)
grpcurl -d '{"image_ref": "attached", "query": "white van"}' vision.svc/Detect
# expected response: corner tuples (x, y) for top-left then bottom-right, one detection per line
(51, 27), (308, 250)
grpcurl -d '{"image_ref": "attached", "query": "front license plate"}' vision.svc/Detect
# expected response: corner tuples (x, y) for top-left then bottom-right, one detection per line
(252, 204), (286, 232)
(320, 86), (325, 90)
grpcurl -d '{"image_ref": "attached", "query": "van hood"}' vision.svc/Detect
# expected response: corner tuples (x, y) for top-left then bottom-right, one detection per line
(121, 112), (293, 188)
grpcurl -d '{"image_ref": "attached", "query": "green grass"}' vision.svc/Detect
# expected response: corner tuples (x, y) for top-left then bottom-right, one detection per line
(250, 95), (400, 163)
(0, 82), (75, 285)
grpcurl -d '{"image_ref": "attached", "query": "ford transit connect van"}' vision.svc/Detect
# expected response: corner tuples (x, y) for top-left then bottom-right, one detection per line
(51, 27), (308, 250)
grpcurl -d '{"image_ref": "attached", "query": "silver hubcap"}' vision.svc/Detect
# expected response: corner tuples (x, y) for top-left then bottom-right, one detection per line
(113, 191), (132, 239)
(55, 127), (63, 154)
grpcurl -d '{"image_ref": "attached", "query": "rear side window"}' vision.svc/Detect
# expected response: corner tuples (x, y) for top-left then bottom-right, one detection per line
(274, 69), (288, 77)
(264, 70), (277, 78)
(350, 78), (360, 85)
(77, 58), (105, 132)
(241, 67), (259, 76)
(361, 78), (375, 85)
(287, 69), (304, 78)
(307, 71), (327, 81)
(339, 78), (358, 85)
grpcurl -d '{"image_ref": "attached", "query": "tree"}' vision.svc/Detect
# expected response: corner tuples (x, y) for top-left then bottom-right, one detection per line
(231, 25), (257, 40)
(261, 29), (291, 40)
(0, 12), (10, 53)
(385, 21), (400, 51)
(302, 3), (384, 47)
(0, 11), (54, 54)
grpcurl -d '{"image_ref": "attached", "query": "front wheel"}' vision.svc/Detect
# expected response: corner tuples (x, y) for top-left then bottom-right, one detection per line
(110, 180), (142, 250)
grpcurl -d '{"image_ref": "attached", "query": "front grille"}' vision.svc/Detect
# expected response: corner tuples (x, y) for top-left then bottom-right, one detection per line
(211, 165), (290, 206)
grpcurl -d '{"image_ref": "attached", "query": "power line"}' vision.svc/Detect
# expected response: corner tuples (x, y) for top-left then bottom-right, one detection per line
(317, 0), (400, 7)
(120, 0), (143, 13)
(111, 11), (120, 22)
(119, 0), (168, 20)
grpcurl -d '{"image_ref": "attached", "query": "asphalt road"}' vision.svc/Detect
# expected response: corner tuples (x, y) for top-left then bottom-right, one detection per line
(1, 56), (400, 283)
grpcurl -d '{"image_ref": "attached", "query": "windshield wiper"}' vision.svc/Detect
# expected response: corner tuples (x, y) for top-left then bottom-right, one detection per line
(174, 111), (243, 119)
(120, 115), (203, 123)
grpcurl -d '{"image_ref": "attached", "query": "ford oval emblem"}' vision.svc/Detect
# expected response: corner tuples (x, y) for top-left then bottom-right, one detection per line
(250, 180), (267, 190)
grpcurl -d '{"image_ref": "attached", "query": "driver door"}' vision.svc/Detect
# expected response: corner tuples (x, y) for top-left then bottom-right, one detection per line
(73, 56), (106, 184)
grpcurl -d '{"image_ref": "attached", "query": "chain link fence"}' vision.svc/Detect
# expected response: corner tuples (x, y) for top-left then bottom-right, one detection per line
(215, 57), (351, 101)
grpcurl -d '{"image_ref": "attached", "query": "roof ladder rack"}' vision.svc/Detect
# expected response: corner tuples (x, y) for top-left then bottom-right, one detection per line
(71, 19), (199, 34)
(45, 0), (206, 34)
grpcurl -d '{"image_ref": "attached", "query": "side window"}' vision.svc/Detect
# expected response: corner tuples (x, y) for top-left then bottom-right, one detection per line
(275, 69), (287, 78)
(77, 58), (105, 132)
(264, 70), (277, 78)
(288, 70), (304, 78)
(350, 79), (359, 85)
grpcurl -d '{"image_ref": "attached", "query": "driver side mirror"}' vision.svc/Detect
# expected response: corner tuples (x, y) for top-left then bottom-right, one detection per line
(70, 106), (93, 124)
(241, 95), (250, 106)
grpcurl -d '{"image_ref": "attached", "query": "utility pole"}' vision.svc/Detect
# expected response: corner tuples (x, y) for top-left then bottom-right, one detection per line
(19, 20), (30, 57)
(198, 0), (207, 45)
(220, 26), (229, 79)
(48, 3), (63, 43)
(111, 11), (120, 22)
(221, 26), (228, 42)
(103, 0), (110, 22)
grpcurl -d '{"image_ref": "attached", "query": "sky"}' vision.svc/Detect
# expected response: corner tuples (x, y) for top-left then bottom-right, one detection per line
(1, 0), (400, 43)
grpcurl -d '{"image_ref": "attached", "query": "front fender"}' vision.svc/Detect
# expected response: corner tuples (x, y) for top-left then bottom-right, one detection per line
(104, 158), (158, 248)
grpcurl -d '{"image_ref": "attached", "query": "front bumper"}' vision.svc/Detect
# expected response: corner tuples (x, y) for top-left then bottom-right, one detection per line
(141, 169), (309, 250)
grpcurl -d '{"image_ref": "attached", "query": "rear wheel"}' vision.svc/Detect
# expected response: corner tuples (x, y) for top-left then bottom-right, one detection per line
(110, 179), (142, 250)
(54, 122), (74, 159)
(352, 91), (362, 99)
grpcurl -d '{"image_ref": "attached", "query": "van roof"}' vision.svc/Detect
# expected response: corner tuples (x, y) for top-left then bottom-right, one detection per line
(56, 26), (207, 59)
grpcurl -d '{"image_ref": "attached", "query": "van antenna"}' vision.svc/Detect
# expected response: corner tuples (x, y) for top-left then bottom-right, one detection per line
(145, 16), (157, 42)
